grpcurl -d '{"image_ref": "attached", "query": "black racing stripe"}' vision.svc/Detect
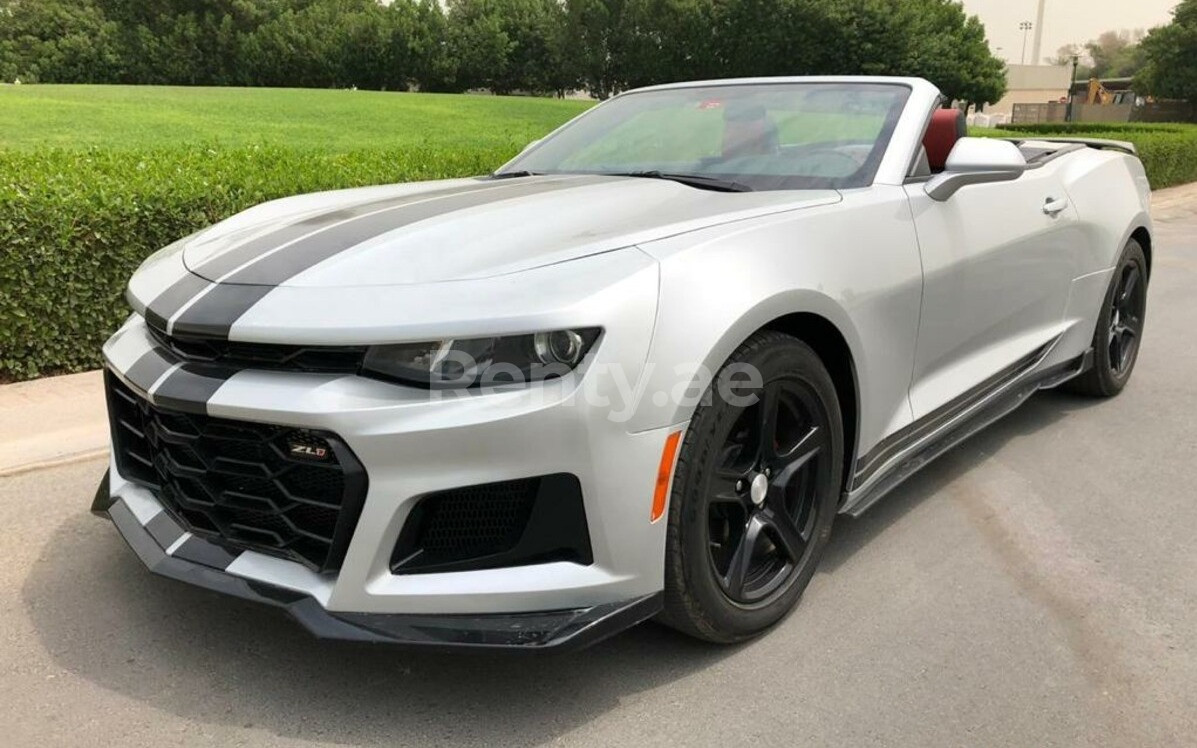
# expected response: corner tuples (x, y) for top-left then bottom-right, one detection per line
(189, 182), (502, 281)
(169, 284), (274, 338)
(143, 185), (501, 337)
(144, 306), (169, 334)
(145, 511), (186, 551)
(123, 347), (179, 394)
(172, 535), (239, 570)
(143, 273), (211, 332)
(223, 177), (597, 286)
(156, 177), (599, 341)
(151, 363), (236, 414)
(188, 215), (353, 281)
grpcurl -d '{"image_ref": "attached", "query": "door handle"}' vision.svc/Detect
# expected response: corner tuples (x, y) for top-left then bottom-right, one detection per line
(1043, 197), (1068, 216)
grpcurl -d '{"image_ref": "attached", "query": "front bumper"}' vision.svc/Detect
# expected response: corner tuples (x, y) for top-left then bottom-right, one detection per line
(103, 311), (675, 613)
(95, 470), (662, 651)
(98, 257), (680, 646)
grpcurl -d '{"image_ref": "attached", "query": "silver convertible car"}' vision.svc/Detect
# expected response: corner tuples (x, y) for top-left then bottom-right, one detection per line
(94, 77), (1152, 650)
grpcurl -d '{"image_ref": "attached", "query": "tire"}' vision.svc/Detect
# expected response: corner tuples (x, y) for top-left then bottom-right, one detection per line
(659, 330), (843, 643)
(1065, 239), (1148, 397)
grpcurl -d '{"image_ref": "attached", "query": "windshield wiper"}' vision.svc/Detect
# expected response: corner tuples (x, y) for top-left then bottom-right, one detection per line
(490, 170), (541, 179)
(605, 170), (753, 192)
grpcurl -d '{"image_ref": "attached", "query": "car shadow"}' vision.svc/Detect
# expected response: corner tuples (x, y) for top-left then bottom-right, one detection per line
(821, 388), (1103, 571)
(22, 510), (735, 746)
(21, 389), (1102, 745)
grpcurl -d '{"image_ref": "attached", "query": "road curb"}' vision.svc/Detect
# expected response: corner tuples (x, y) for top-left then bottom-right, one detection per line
(0, 448), (109, 478)
(0, 370), (108, 478)
(1152, 182), (1197, 222)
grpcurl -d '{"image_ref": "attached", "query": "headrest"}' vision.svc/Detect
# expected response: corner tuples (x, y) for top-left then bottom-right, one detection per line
(923, 109), (967, 172)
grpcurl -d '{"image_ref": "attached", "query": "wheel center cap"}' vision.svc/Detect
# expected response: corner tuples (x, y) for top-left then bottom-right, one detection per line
(750, 473), (769, 506)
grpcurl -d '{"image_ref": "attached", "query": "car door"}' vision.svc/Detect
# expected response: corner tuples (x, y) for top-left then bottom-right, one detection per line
(903, 164), (1082, 420)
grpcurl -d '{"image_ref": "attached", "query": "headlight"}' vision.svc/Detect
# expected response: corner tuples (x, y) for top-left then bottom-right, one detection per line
(361, 328), (601, 388)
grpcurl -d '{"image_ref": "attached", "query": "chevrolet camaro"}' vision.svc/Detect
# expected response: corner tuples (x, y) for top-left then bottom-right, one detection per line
(93, 77), (1152, 650)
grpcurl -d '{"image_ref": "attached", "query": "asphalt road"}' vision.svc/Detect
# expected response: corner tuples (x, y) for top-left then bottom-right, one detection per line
(3, 216), (1196, 747)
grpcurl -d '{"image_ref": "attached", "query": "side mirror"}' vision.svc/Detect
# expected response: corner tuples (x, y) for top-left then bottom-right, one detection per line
(925, 138), (1027, 201)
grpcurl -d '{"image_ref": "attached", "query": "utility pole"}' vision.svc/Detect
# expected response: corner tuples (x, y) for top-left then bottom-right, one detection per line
(1032, 0), (1047, 65)
(1067, 54), (1080, 122)
(1020, 21), (1033, 65)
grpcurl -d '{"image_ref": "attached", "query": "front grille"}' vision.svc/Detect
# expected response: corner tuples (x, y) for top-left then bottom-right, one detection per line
(147, 326), (365, 374)
(106, 372), (367, 572)
(392, 474), (591, 574)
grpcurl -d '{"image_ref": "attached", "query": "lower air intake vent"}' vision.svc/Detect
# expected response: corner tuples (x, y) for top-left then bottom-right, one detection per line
(391, 474), (591, 574)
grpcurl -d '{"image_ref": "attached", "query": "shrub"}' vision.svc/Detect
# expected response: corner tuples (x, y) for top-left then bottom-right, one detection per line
(3, 121), (1195, 382)
(996, 122), (1197, 189)
(995, 122), (1190, 136)
(0, 144), (515, 381)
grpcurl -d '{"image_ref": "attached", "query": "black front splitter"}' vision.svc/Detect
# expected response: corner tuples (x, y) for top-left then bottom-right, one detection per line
(97, 474), (661, 653)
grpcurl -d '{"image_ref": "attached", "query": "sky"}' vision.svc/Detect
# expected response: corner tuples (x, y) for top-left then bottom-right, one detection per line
(960, 0), (1180, 64)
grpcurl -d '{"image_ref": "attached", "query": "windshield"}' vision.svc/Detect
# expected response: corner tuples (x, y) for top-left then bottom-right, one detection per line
(500, 83), (911, 191)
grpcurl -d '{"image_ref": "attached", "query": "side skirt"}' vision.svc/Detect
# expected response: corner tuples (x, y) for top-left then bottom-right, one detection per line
(840, 348), (1091, 517)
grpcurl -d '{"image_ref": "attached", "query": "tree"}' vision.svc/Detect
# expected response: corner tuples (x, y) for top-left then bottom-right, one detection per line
(1085, 29), (1146, 79)
(446, 0), (573, 95)
(1046, 44), (1082, 67)
(0, 0), (124, 83)
(562, 0), (1006, 105)
(445, 0), (511, 92)
(1136, 0), (1197, 103)
(1046, 43), (1092, 78)
(561, 0), (624, 99)
(751, 0), (1007, 106)
(864, 0), (1007, 106)
(490, 0), (573, 94)
(0, 0), (1009, 103)
(408, 0), (459, 91)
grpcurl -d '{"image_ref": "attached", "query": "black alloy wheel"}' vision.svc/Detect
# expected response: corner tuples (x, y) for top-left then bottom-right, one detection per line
(706, 379), (827, 605)
(660, 331), (842, 643)
(1066, 238), (1148, 397)
(1108, 260), (1145, 376)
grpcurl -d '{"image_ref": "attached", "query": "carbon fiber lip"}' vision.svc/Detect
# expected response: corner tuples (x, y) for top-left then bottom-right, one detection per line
(97, 474), (661, 652)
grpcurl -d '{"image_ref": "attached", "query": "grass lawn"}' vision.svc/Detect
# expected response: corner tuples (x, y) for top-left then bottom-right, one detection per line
(0, 85), (596, 381)
(0, 85), (593, 151)
(3, 85), (1195, 381)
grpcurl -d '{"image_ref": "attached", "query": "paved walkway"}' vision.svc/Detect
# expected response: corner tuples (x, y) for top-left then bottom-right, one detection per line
(0, 370), (106, 476)
(1150, 180), (1197, 221)
(2, 181), (1195, 475)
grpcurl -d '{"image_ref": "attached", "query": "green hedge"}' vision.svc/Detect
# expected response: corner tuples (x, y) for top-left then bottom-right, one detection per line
(0, 144), (515, 381)
(4, 123), (1196, 382)
(996, 122), (1197, 190)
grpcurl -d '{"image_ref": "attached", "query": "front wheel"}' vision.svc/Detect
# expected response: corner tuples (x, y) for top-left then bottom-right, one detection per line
(1065, 239), (1148, 397)
(659, 331), (843, 643)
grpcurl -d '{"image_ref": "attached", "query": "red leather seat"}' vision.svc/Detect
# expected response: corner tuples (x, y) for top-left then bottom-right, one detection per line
(922, 109), (967, 172)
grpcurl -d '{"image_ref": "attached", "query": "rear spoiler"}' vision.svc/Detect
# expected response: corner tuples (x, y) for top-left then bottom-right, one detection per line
(1005, 136), (1138, 157)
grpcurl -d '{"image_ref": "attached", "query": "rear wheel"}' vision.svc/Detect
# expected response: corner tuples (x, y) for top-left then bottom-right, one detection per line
(1066, 239), (1148, 397)
(660, 331), (842, 643)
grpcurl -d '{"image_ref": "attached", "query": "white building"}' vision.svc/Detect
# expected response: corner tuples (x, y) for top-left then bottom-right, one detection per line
(985, 64), (1073, 117)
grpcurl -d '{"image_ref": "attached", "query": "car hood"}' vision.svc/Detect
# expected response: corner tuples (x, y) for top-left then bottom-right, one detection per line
(180, 175), (840, 288)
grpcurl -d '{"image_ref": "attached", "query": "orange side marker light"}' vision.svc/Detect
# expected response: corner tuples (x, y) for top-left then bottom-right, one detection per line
(651, 430), (683, 523)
